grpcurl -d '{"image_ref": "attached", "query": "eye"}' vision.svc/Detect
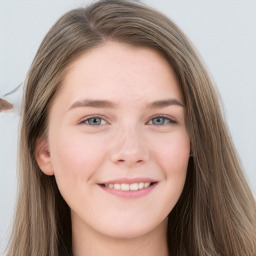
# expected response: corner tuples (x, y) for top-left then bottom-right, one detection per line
(80, 116), (107, 126)
(148, 116), (176, 125)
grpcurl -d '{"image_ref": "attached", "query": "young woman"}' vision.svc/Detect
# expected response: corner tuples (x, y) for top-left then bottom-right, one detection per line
(6, 0), (256, 255)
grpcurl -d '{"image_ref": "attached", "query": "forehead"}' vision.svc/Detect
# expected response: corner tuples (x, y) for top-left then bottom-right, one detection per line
(57, 41), (182, 108)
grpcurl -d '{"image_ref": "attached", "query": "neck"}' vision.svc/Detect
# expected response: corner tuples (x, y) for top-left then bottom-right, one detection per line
(72, 217), (169, 256)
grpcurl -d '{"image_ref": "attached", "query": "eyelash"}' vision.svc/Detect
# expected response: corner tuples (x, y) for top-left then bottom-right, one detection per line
(148, 115), (177, 126)
(79, 115), (108, 126)
(79, 115), (177, 126)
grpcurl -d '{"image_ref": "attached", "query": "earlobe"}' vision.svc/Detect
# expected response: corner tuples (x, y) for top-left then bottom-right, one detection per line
(35, 138), (54, 176)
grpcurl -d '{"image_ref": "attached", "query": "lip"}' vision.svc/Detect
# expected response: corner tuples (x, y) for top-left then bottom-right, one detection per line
(99, 177), (158, 185)
(98, 178), (158, 199)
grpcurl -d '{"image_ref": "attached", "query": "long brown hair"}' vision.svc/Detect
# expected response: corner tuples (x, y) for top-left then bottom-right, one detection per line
(7, 1), (256, 255)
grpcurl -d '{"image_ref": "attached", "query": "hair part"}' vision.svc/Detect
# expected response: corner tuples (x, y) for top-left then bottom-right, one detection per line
(7, 1), (256, 255)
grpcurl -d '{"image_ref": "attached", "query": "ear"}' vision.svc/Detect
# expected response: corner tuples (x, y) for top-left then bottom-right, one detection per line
(35, 137), (54, 176)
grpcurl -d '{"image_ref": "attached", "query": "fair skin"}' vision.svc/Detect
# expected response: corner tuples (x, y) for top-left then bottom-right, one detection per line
(36, 41), (190, 256)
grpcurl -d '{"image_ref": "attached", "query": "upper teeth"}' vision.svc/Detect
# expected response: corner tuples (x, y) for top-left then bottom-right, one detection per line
(105, 182), (151, 191)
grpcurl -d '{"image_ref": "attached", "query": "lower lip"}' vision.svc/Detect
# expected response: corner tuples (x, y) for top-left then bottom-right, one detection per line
(99, 183), (158, 199)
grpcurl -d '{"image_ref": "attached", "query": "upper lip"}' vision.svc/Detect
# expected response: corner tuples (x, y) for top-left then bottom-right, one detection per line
(98, 177), (158, 185)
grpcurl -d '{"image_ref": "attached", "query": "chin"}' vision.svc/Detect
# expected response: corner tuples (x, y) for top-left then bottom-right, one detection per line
(102, 227), (153, 240)
(96, 217), (167, 240)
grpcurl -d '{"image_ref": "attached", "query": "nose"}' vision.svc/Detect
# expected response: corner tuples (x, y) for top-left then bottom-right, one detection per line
(109, 127), (150, 167)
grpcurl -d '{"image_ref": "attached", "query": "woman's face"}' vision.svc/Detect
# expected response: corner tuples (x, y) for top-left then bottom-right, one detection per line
(36, 41), (190, 239)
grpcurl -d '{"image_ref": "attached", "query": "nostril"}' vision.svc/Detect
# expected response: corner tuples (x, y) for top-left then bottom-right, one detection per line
(116, 159), (125, 164)
(109, 141), (149, 166)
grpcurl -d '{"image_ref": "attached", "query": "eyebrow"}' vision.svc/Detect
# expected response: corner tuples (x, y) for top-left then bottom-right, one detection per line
(68, 98), (184, 111)
(69, 99), (116, 110)
(146, 99), (184, 109)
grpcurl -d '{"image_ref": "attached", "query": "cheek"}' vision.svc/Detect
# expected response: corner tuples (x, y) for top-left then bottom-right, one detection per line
(49, 130), (107, 183)
(145, 130), (190, 218)
(151, 130), (190, 180)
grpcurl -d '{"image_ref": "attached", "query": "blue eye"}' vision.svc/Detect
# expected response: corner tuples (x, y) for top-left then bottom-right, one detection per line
(149, 116), (175, 125)
(83, 117), (107, 126)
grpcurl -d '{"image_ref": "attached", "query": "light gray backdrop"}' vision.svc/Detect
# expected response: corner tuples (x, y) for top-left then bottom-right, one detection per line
(1, 0), (255, 255)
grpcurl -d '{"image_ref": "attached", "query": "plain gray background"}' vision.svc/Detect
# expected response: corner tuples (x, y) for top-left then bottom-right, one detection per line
(1, 0), (256, 255)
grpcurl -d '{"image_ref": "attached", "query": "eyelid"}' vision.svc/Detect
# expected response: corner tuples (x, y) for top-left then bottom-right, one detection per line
(79, 115), (109, 125)
(147, 115), (177, 125)
(78, 114), (177, 126)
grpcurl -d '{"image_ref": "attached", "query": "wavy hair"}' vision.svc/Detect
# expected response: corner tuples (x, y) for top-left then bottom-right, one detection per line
(7, 0), (256, 255)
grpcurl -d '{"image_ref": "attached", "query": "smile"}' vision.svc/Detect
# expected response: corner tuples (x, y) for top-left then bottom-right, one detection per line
(104, 182), (151, 191)
(98, 180), (158, 199)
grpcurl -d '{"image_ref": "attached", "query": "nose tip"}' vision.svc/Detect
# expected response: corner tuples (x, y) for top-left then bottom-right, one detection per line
(109, 130), (149, 167)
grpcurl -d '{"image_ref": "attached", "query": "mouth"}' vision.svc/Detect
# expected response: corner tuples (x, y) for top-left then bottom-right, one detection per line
(98, 182), (157, 191)
(97, 180), (158, 199)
